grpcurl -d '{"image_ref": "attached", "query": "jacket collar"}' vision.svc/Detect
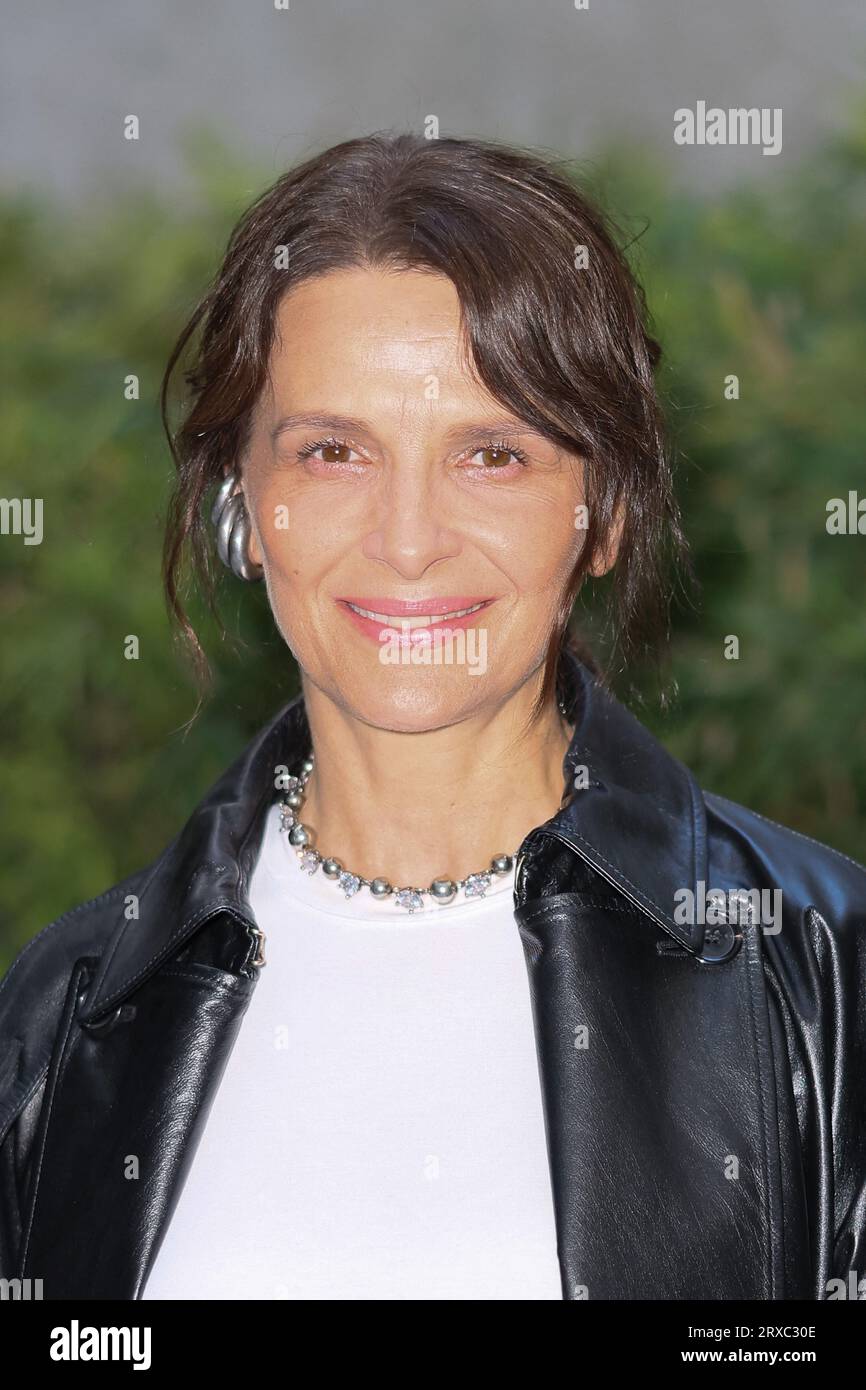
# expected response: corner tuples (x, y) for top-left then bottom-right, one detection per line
(80, 650), (706, 1022)
(550, 649), (708, 953)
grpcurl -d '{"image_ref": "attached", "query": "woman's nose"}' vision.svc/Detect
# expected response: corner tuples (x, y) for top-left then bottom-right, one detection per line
(362, 474), (462, 578)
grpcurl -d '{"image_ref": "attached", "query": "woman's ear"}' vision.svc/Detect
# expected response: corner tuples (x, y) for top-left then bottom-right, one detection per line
(241, 485), (265, 570)
(587, 500), (625, 578)
(246, 505), (265, 570)
(234, 458), (265, 569)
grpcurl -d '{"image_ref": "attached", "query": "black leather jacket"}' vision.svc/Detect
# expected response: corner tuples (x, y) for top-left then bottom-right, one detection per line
(2, 650), (865, 1300)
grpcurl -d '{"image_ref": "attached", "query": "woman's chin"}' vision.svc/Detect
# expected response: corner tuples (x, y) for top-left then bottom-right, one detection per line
(331, 673), (492, 734)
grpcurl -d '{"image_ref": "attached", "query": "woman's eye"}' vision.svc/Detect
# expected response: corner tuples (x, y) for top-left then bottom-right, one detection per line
(295, 437), (362, 465)
(468, 445), (527, 470)
(317, 442), (353, 464)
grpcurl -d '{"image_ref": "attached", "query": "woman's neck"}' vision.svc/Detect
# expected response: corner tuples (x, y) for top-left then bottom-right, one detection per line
(297, 676), (574, 887)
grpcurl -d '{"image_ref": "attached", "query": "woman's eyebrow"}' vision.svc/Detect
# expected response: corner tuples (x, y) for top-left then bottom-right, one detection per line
(270, 412), (375, 443)
(270, 413), (543, 445)
(442, 420), (545, 445)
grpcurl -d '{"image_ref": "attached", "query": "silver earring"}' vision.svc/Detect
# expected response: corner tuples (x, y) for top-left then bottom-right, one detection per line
(210, 471), (263, 582)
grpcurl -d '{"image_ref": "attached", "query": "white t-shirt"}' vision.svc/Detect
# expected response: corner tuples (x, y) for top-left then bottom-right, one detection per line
(141, 801), (562, 1300)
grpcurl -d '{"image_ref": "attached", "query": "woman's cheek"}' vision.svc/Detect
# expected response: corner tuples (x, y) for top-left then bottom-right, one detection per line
(495, 509), (578, 596)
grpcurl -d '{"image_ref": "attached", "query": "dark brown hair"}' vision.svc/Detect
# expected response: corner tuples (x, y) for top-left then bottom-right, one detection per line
(160, 130), (691, 719)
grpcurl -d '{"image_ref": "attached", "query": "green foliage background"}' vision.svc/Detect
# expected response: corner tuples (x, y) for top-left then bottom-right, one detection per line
(2, 115), (865, 971)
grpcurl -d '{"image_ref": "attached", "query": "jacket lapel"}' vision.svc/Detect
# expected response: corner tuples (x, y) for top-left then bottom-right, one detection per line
(18, 702), (315, 1297)
(514, 651), (785, 1298)
(77, 694), (312, 1027)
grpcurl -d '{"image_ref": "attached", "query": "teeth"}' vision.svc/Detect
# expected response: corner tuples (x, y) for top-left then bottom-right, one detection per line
(347, 601), (486, 628)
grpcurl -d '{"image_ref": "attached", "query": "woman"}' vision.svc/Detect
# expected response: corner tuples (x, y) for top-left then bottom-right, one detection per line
(1, 132), (864, 1302)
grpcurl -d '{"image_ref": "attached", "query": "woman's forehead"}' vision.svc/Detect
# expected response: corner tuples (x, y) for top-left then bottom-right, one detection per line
(275, 266), (462, 342)
(265, 270), (502, 418)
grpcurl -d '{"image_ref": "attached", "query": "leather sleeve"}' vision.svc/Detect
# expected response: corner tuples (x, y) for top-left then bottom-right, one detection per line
(0, 1083), (46, 1279)
(762, 892), (866, 1296)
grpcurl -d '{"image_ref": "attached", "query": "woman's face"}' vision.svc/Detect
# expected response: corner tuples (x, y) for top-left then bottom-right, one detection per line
(242, 267), (591, 732)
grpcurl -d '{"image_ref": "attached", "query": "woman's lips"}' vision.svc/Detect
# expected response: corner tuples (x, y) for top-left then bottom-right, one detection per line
(337, 596), (495, 644)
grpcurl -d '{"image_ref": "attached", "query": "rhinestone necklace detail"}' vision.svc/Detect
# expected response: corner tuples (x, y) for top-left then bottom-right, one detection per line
(278, 752), (516, 913)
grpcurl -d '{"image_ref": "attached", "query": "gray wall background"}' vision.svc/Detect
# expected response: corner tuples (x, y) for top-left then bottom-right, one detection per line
(2, 0), (864, 204)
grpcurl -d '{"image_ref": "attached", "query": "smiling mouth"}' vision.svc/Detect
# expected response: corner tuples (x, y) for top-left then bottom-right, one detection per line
(342, 599), (491, 629)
